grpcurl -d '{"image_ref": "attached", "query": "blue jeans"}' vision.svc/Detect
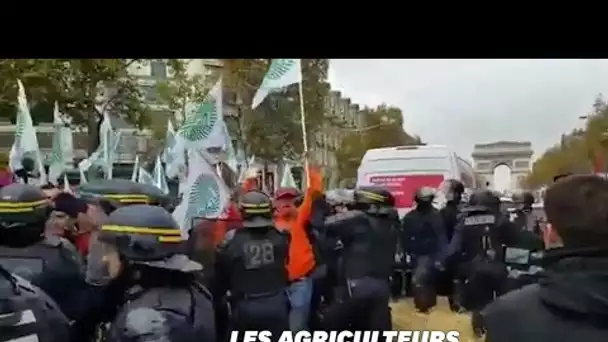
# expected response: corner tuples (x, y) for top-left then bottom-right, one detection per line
(287, 277), (313, 331)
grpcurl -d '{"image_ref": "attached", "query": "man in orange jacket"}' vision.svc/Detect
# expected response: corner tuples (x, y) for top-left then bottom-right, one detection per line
(274, 165), (323, 331)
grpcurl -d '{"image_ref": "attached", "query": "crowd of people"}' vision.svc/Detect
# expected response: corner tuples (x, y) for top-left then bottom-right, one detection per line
(0, 164), (605, 342)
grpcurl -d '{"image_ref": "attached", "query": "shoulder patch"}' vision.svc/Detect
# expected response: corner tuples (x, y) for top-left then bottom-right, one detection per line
(464, 214), (495, 226)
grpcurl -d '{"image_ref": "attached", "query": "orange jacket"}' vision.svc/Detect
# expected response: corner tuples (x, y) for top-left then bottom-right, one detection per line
(275, 166), (323, 281)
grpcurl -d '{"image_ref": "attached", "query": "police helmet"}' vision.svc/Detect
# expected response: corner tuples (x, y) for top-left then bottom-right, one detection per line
(326, 188), (355, 207)
(75, 179), (170, 213)
(414, 186), (436, 203)
(0, 184), (51, 240)
(86, 205), (200, 286)
(354, 186), (394, 206)
(512, 191), (535, 207)
(439, 179), (465, 202)
(469, 189), (501, 209)
(239, 191), (274, 228)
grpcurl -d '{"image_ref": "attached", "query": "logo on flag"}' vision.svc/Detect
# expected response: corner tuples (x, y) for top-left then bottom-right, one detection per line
(186, 174), (221, 220)
(263, 59), (296, 85)
(180, 102), (218, 142)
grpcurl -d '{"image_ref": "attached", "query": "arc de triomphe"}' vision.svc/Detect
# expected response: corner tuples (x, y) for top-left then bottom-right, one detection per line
(472, 141), (534, 192)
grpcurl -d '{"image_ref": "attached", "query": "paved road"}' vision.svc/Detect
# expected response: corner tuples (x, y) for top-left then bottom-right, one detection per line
(391, 297), (480, 341)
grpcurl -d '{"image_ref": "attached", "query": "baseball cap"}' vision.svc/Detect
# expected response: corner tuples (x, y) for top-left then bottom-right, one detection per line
(274, 187), (300, 200)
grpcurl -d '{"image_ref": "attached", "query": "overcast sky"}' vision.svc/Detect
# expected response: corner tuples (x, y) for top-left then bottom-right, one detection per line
(328, 59), (608, 162)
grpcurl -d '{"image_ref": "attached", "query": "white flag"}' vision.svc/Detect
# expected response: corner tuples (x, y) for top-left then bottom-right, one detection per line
(280, 161), (297, 188)
(172, 149), (230, 237)
(79, 167), (87, 185)
(131, 155), (140, 182)
(138, 167), (155, 186)
(100, 112), (113, 179)
(63, 173), (70, 192)
(9, 80), (46, 184)
(221, 121), (238, 173)
(49, 102), (71, 185)
(238, 155), (257, 184)
(78, 120), (120, 175)
(164, 119), (186, 179)
(153, 155), (169, 195)
(251, 59), (302, 109)
(177, 78), (224, 150)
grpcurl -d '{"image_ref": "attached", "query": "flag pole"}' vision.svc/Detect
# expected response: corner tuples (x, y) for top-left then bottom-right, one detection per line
(297, 65), (310, 186)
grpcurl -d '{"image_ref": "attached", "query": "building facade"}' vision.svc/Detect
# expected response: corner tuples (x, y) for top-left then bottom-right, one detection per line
(311, 89), (364, 188)
(0, 59), (225, 167)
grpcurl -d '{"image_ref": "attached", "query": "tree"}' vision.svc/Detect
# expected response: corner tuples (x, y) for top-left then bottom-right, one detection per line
(154, 59), (218, 140)
(335, 104), (421, 181)
(221, 59), (329, 162)
(0, 59), (154, 152)
(523, 95), (608, 188)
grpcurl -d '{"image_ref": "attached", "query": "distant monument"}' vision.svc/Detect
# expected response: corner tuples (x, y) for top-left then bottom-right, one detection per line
(472, 141), (533, 192)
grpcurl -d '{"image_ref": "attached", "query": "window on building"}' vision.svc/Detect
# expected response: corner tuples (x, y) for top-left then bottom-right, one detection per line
(142, 85), (157, 102)
(150, 61), (167, 78)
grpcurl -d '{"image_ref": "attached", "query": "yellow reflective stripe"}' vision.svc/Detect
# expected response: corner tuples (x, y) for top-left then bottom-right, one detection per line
(241, 203), (270, 207)
(243, 208), (271, 214)
(358, 191), (386, 202)
(116, 198), (150, 204)
(0, 200), (48, 208)
(0, 200), (48, 213)
(101, 225), (181, 236)
(104, 194), (150, 199)
(158, 236), (184, 243)
(0, 207), (34, 213)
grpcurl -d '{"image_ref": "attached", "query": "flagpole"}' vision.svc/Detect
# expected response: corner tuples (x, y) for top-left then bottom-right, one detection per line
(297, 66), (310, 186)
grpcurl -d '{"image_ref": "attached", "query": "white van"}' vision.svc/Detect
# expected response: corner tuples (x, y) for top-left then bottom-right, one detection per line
(356, 145), (477, 217)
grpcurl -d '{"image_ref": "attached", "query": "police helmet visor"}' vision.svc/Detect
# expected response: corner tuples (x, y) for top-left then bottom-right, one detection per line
(242, 216), (274, 228)
(85, 232), (122, 286)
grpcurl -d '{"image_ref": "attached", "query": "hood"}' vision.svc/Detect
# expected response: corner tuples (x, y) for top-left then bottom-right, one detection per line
(539, 247), (608, 320)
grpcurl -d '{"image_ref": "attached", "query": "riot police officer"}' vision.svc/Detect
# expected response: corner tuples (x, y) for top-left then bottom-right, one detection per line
(0, 265), (70, 342)
(85, 204), (215, 342)
(439, 180), (465, 240)
(437, 179), (465, 311)
(0, 183), (85, 321)
(214, 190), (290, 340)
(510, 191), (539, 234)
(322, 186), (398, 330)
(401, 187), (448, 312)
(447, 189), (519, 336)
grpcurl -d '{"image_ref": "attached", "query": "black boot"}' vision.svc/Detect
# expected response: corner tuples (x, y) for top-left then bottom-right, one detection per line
(471, 311), (486, 337)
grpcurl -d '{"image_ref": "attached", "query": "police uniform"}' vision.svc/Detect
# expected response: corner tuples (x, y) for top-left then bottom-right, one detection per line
(401, 187), (448, 312)
(0, 184), (85, 322)
(86, 205), (215, 342)
(437, 179), (465, 311)
(322, 186), (398, 330)
(446, 190), (519, 335)
(214, 191), (289, 340)
(0, 265), (70, 342)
